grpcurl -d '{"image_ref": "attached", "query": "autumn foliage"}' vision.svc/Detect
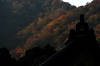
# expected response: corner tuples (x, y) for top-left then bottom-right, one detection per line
(0, 0), (100, 59)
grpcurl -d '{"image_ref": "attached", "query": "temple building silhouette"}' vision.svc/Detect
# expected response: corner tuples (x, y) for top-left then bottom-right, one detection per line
(39, 14), (100, 66)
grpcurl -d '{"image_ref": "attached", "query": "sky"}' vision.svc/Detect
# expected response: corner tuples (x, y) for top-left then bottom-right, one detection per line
(62, 0), (93, 7)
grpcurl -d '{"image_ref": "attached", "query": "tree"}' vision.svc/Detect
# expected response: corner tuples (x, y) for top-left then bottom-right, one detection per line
(18, 44), (56, 66)
(0, 47), (18, 66)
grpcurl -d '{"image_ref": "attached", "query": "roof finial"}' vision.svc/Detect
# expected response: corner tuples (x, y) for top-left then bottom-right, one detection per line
(80, 14), (84, 22)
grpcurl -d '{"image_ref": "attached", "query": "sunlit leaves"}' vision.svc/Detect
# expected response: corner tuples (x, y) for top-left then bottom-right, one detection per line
(8, 0), (100, 59)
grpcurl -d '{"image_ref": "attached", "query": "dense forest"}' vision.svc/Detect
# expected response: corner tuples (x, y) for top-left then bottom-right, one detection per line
(0, 44), (56, 66)
(0, 0), (100, 65)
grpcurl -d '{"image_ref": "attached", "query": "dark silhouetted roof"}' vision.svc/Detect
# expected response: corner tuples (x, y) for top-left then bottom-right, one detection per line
(39, 36), (100, 66)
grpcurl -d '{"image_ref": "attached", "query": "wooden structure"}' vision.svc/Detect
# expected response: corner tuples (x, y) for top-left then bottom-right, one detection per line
(39, 14), (100, 66)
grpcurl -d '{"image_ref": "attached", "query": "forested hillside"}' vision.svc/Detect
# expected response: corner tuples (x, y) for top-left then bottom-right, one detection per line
(0, 0), (100, 59)
(0, 0), (75, 49)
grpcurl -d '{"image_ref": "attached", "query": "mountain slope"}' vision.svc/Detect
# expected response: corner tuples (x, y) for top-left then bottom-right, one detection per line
(0, 0), (76, 50)
(1, 0), (100, 59)
(11, 0), (100, 59)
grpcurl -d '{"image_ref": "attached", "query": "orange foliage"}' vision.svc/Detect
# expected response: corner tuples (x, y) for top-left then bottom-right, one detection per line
(58, 15), (66, 21)
(13, 47), (25, 54)
(12, 1), (18, 5)
(67, 22), (76, 30)
(94, 24), (100, 32)
(10, 47), (26, 59)
(47, 15), (67, 28)
(47, 19), (57, 26)
(39, 26), (53, 38)
(89, 14), (97, 19)
(26, 37), (39, 44)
